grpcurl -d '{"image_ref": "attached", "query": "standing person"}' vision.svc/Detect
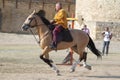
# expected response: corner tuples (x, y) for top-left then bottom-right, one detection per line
(102, 27), (112, 56)
(50, 2), (68, 50)
(81, 25), (90, 35)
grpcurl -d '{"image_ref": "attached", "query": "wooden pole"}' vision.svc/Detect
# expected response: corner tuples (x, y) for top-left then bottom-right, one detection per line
(15, 0), (18, 8)
(29, 0), (32, 9)
(2, 0), (5, 8)
(71, 13), (75, 29)
(42, 2), (45, 10)
(68, 3), (70, 12)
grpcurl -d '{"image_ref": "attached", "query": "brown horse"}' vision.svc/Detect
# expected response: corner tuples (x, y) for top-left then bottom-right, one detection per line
(22, 10), (102, 75)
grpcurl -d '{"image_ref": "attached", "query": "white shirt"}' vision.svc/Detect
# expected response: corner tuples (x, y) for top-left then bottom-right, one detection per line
(103, 31), (112, 41)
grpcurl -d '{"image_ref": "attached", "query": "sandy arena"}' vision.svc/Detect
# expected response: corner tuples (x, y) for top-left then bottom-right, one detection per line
(0, 32), (120, 80)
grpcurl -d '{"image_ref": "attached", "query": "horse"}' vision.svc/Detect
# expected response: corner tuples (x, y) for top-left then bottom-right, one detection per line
(22, 10), (102, 75)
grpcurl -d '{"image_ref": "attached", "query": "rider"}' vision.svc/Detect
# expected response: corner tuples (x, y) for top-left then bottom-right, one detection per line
(50, 2), (68, 49)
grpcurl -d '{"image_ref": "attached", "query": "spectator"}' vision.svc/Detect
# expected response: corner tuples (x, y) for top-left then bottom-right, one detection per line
(81, 25), (90, 35)
(102, 27), (112, 56)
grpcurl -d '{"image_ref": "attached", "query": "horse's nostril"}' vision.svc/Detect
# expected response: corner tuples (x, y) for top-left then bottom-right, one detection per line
(22, 25), (29, 31)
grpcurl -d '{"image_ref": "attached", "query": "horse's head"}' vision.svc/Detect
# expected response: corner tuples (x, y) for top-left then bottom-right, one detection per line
(22, 10), (51, 31)
(22, 10), (37, 31)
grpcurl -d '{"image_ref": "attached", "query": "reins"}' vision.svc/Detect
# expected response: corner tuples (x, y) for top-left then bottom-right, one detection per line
(29, 28), (40, 44)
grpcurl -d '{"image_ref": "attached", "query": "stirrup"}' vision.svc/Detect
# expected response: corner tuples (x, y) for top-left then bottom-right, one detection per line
(49, 44), (57, 50)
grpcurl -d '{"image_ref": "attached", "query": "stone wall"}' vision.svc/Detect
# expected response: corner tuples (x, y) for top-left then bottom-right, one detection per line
(76, 0), (120, 22)
(0, 0), (75, 33)
(0, 8), (2, 30)
(75, 0), (120, 40)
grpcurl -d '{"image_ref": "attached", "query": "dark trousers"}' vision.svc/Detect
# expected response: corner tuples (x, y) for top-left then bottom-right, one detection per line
(102, 41), (110, 55)
(52, 25), (64, 47)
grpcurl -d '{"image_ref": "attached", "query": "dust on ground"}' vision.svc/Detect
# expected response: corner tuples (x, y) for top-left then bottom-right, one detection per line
(0, 32), (120, 80)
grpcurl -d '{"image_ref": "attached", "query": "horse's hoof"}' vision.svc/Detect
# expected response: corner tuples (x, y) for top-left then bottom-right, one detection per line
(70, 68), (75, 73)
(56, 70), (61, 76)
(84, 65), (92, 70)
(57, 73), (61, 76)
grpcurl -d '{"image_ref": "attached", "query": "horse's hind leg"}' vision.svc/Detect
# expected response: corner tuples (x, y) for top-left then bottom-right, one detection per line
(70, 50), (84, 72)
(40, 46), (61, 75)
(82, 51), (92, 70)
(70, 46), (91, 72)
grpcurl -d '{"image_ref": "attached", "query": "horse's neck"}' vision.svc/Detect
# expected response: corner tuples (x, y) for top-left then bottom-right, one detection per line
(35, 15), (51, 41)
(37, 25), (50, 40)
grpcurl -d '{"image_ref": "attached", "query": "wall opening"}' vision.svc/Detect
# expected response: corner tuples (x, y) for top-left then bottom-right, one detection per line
(0, 8), (2, 31)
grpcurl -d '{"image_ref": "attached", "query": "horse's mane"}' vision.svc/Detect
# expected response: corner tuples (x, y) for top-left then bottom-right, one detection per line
(35, 10), (51, 26)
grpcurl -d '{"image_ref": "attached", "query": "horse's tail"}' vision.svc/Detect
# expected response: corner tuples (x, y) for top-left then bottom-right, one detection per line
(87, 35), (102, 59)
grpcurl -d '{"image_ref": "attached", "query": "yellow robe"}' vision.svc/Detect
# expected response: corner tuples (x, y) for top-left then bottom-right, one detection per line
(54, 9), (67, 29)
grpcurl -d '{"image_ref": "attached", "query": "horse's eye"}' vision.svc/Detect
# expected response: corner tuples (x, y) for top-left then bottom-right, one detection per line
(29, 18), (33, 20)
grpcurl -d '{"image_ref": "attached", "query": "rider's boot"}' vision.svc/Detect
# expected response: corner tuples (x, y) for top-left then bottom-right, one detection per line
(50, 41), (57, 50)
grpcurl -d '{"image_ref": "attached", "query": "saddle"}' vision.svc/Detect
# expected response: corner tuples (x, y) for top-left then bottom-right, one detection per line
(48, 24), (73, 42)
(62, 29), (73, 42)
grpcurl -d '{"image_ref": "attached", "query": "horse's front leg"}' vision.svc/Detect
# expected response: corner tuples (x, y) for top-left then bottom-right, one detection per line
(40, 46), (61, 75)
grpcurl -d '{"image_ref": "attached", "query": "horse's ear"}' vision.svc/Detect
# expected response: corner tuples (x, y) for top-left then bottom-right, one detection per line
(31, 10), (36, 15)
(33, 10), (36, 13)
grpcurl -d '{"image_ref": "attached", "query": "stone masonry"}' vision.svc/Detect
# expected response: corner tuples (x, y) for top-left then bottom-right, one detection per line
(75, 0), (120, 40)
(0, 0), (75, 33)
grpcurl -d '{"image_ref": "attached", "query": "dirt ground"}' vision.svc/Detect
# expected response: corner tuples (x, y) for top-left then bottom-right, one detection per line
(0, 32), (120, 80)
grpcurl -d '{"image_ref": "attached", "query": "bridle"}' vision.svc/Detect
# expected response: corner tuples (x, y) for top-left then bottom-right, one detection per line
(26, 14), (42, 28)
(25, 14), (50, 44)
